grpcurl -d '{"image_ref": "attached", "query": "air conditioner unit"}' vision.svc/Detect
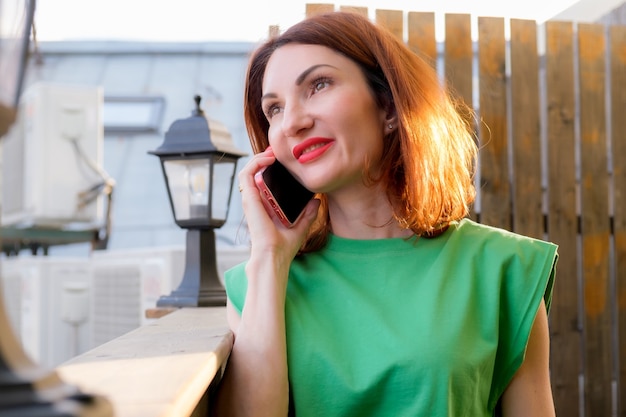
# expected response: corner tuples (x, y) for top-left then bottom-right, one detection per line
(1, 82), (104, 228)
(90, 246), (186, 347)
(89, 245), (250, 347)
(0, 257), (92, 369)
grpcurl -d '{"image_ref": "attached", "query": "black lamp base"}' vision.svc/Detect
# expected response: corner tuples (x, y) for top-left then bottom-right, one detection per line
(156, 228), (226, 308)
(156, 289), (226, 308)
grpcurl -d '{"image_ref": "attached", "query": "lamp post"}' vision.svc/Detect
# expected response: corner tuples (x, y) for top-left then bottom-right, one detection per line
(0, 0), (113, 415)
(149, 95), (246, 307)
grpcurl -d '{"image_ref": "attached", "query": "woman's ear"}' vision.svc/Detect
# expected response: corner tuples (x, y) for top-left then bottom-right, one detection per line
(384, 112), (398, 133)
(383, 99), (398, 132)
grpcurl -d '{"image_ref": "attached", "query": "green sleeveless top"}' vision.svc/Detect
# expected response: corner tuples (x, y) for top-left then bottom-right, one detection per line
(225, 219), (558, 416)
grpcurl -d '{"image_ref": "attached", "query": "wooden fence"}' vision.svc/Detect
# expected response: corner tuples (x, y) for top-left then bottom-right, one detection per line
(301, 4), (626, 416)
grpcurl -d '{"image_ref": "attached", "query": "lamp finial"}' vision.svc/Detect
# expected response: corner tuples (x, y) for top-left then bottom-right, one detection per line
(193, 95), (203, 116)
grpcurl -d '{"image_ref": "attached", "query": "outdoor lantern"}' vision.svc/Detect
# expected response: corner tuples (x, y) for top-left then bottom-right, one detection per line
(149, 95), (247, 307)
(0, 0), (113, 415)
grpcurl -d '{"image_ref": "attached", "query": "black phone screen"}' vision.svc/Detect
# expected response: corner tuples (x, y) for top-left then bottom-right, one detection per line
(261, 161), (314, 224)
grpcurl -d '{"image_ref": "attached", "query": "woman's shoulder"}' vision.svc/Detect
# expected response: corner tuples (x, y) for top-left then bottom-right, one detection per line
(451, 218), (557, 251)
(446, 218), (558, 283)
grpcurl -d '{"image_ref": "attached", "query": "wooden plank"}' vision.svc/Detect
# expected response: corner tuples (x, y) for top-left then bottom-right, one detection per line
(268, 25), (280, 38)
(578, 22), (612, 417)
(57, 308), (233, 417)
(375, 9), (403, 41)
(545, 21), (581, 417)
(305, 3), (334, 17)
(444, 14), (473, 107)
(444, 14), (475, 219)
(477, 17), (510, 229)
(339, 5), (367, 17)
(407, 12), (437, 66)
(610, 24), (626, 417)
(510, 19), (543, 239)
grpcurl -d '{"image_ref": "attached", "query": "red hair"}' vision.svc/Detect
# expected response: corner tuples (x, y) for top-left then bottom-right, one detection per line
(243, 11), (477, 252)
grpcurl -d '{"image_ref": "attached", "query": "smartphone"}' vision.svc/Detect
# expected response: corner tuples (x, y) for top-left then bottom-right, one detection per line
(254, 161), (315, 228)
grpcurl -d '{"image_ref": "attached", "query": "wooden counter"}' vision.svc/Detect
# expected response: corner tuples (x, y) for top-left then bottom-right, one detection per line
(57, 307), (233, 417)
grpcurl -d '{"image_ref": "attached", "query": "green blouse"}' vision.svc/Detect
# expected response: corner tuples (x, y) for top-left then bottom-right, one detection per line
(225, 219), (558, 416)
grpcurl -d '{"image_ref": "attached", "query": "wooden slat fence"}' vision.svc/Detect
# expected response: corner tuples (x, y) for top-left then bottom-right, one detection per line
(301, 4), (626, 416)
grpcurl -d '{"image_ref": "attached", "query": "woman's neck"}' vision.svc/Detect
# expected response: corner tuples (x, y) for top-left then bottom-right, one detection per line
(326, 185), (413, 240)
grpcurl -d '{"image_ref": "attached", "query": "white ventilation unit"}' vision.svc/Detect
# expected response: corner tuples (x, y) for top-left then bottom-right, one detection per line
(89, 245), (250, 347)
(90, 246), (186, 347)
(0, 246), (250, 364)
(0, 257), (92, 369)
(1, 82), (104, 228)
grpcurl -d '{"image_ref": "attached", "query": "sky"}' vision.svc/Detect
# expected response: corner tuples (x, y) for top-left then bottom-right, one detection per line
(34, 0), (586, 43)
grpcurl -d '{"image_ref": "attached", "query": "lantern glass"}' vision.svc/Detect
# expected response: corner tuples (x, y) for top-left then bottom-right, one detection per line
(211, 156), (238, 224)
(162, 154), (238, 227)
(163, 157), (210, 223)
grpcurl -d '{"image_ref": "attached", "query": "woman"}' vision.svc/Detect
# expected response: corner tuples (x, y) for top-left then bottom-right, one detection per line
(212, 11), (558, 417)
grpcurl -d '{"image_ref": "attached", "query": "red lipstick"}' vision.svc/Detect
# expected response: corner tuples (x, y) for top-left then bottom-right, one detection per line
(293, 137), (334, 164)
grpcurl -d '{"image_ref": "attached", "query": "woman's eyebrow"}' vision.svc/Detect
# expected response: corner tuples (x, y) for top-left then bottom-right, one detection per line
(295, 64), (336, 86)
(262, 63), (338, 101)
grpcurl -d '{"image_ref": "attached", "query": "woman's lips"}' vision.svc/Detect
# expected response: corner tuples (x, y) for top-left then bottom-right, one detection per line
(293, 137), (334, 163)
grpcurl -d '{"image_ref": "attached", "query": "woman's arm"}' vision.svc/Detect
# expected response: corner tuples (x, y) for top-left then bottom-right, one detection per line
(500, 300), (556, 417)
(211, 261), (291, 417)
(210, 148), (319, 417)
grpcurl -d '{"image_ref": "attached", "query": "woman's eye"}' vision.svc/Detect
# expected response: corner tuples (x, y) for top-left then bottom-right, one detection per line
(314, 81), (327, 91)
(312, 77), (331, 93)
(265, 105), (281, 118)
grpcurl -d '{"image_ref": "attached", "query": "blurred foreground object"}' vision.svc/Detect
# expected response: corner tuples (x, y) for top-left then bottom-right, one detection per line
(0, 0), (113, 415)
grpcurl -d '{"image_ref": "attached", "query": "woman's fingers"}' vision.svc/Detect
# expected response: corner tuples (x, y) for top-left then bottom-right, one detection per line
(238, 146), (315, 260)
(293, 198), (321, 233)
(238, 148), (274, 196)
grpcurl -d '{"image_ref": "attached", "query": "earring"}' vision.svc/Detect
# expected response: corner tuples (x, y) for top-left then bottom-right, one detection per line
(388, 123), (393, 129)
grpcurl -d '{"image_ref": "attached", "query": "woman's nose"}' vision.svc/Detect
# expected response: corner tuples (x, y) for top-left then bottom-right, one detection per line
(281, 102), (313, 137)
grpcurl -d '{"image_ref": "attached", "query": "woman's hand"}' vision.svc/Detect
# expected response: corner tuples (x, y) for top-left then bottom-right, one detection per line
(238, 147), (320, 268)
